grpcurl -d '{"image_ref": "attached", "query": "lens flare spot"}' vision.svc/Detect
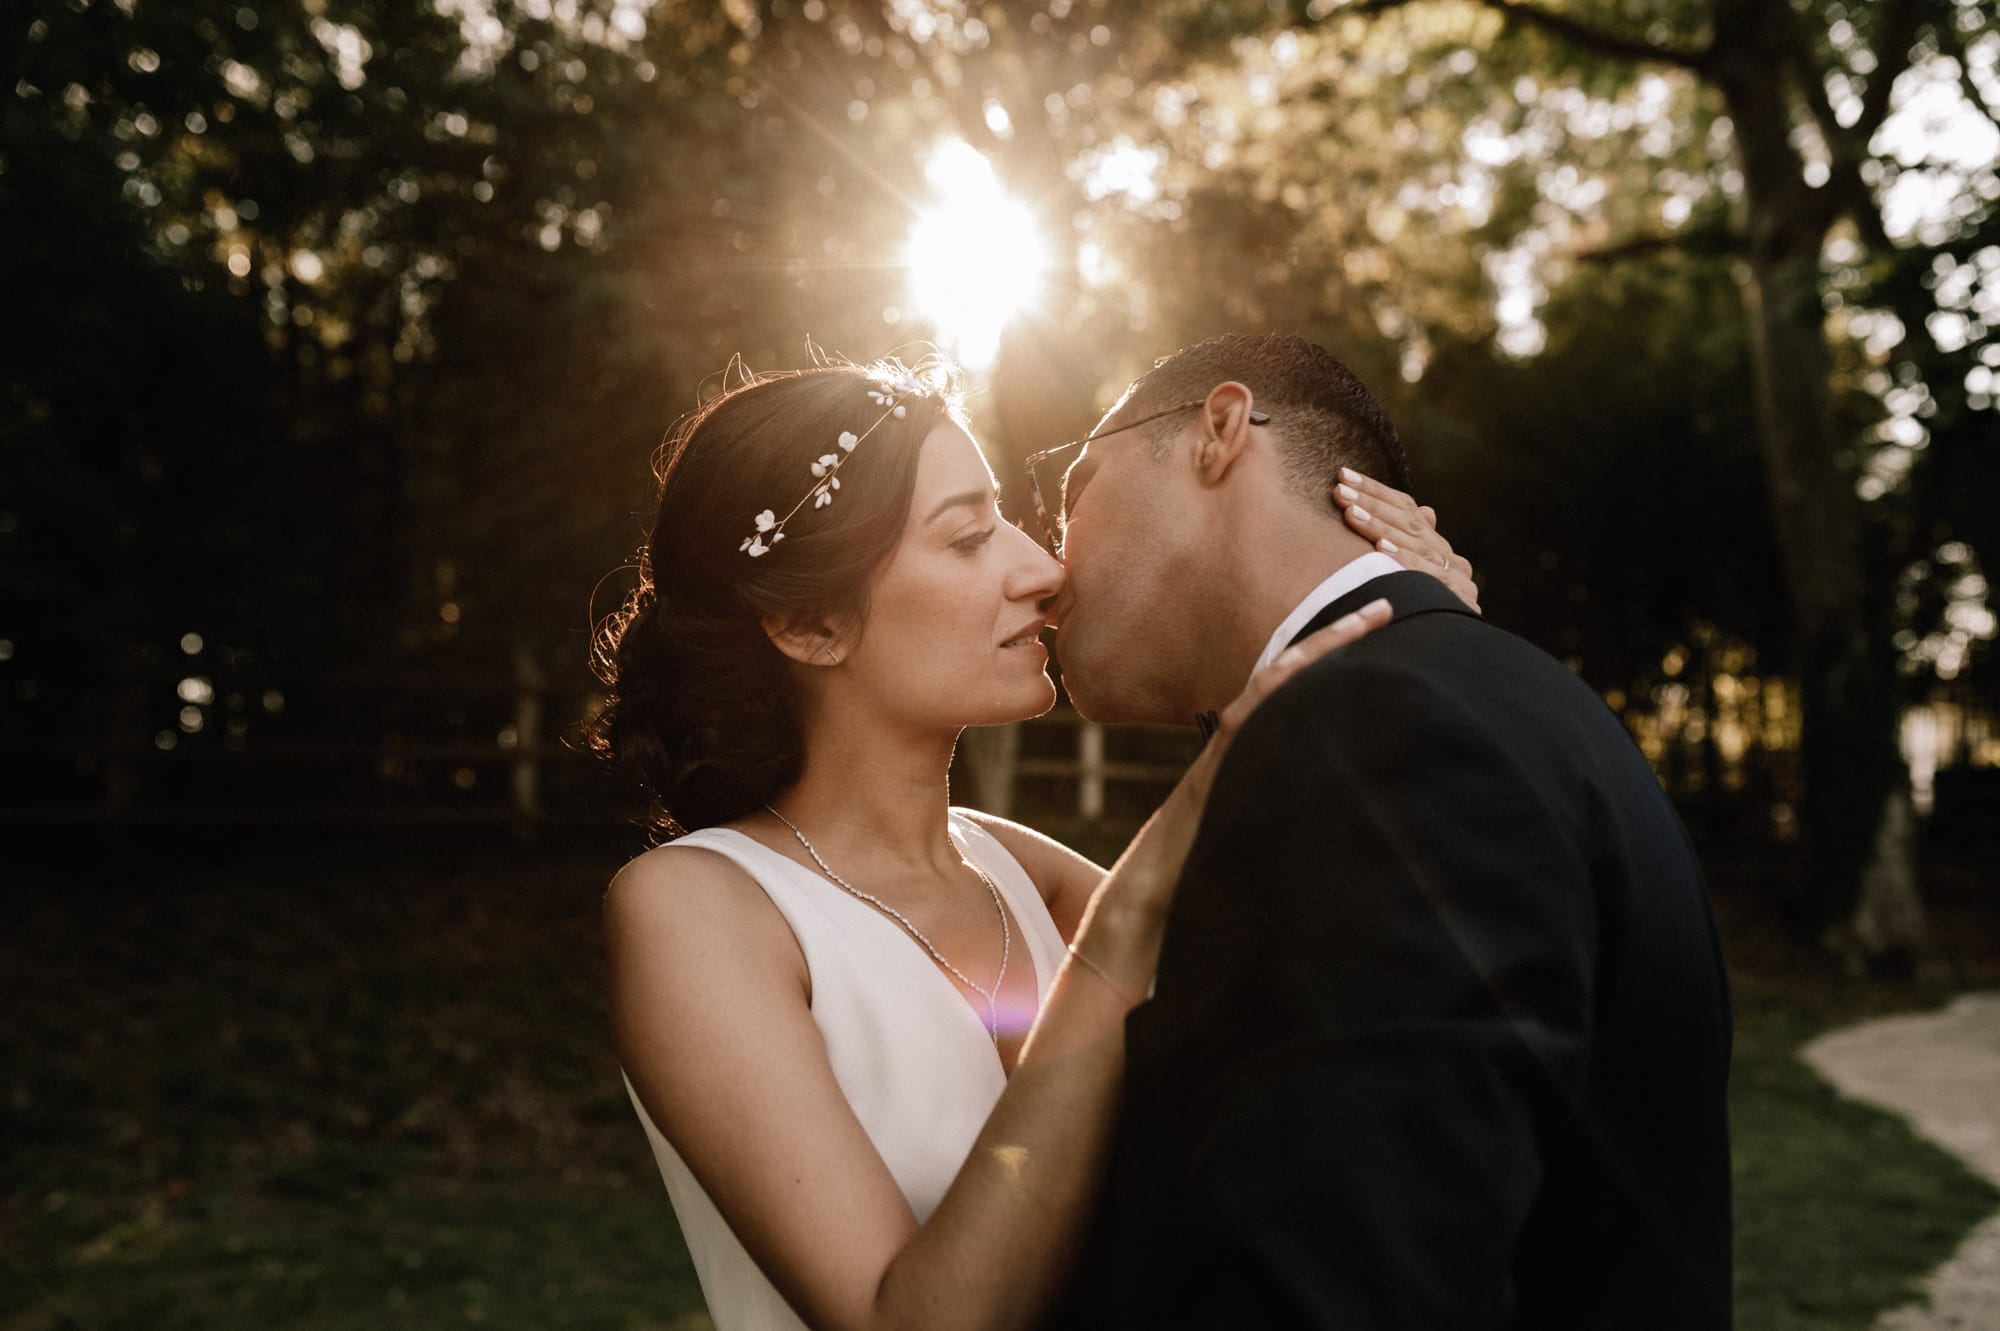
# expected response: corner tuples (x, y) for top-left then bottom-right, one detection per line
(904, 140), (1048, 371)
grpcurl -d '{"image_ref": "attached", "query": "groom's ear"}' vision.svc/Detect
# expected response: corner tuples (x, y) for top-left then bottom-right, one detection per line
(1190, 381), (1260, 487)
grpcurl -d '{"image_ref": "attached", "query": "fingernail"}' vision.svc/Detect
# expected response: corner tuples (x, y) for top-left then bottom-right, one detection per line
(1340, 466), (1362, 483)
(1349, 504), (1372, 523)
(1274, 646), (1305, 667)
(1378, 536), (1399, 553)
(1363, 598), (1391, 615)
(1336, 484), (1359, 503)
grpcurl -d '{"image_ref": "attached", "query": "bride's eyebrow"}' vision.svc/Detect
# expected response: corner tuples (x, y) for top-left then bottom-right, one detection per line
(922, 486), (996, 525)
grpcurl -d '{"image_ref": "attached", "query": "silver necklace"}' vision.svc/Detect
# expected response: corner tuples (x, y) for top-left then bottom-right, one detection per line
(766, 805), (1012, 1041)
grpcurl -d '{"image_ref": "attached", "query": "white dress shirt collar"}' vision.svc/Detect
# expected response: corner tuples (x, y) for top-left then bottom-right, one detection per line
(1251, 551), (1404, 676)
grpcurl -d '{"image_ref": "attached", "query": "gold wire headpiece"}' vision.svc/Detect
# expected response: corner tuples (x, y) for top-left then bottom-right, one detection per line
(740, 371), (927, 557)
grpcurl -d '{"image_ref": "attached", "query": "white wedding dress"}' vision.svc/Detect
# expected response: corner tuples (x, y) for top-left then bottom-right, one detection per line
(623, 809), (1070, 1331)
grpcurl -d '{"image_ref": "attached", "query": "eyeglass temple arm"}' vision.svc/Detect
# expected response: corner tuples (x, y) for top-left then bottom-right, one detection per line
(1028, 405), (1272, 465)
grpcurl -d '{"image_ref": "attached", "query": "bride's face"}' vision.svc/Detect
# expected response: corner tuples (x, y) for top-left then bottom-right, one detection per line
(839, 421), (1063, 728)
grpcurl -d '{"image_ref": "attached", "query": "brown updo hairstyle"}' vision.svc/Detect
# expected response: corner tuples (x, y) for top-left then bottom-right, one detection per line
(590, 357), (964, 836)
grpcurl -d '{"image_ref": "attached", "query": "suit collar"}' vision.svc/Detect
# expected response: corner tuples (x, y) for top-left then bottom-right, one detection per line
(1196, 571), (1475, 742)
(1290, 569), (1480, 647)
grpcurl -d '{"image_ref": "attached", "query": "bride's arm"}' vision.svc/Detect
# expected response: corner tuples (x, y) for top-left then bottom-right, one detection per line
(607, 600), (1392, 1331)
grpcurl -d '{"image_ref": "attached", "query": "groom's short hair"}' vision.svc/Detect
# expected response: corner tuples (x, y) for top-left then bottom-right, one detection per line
(1115, 333), (1409, 495)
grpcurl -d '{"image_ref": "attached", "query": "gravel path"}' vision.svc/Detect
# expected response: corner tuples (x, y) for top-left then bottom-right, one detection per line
(1802, 992), (2000, 1331)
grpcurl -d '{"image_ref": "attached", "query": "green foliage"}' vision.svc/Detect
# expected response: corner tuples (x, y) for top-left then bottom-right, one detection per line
(4, 0), (1995, 865)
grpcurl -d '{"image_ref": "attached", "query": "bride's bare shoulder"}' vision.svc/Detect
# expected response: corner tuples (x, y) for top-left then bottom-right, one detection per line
(603, 827), (794, 950)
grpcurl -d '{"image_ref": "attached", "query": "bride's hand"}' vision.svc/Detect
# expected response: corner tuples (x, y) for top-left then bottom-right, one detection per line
(1331, 466), (1481, 614)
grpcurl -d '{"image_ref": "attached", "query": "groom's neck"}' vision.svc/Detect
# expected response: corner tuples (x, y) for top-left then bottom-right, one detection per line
(1200, 515), (1379, 711)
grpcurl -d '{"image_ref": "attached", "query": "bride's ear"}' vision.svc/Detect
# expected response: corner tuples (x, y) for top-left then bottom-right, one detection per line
(762, 612), (854, 667)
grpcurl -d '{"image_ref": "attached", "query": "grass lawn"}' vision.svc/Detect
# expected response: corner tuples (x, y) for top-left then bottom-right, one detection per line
(3, 832), (1995, 1330)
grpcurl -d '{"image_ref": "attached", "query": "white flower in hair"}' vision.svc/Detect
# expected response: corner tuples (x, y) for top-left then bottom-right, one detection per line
(740, 526), (787, 556)
(866, 371), (923, 406)
(740, 369), (932, 556)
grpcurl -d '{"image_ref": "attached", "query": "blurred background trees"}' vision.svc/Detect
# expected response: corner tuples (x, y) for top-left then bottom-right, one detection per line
(4, 0), (1995, 960)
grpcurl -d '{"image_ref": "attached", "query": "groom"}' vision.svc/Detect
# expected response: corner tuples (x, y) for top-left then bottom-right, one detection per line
(1045, 334), (1733, 1328)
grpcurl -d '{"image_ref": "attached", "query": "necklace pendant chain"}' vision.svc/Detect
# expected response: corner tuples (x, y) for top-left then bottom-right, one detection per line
(766, 806), (1013, 1042)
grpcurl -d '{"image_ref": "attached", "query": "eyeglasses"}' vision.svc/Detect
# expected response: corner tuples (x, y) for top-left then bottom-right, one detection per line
(1023, 399), (1270, 555)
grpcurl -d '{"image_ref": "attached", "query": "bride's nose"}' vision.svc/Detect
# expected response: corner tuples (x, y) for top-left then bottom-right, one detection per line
(1003, 521), (1066, 608)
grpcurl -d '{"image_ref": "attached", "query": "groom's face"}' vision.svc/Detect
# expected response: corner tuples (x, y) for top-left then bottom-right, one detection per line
(1052, 406), (1204, 724)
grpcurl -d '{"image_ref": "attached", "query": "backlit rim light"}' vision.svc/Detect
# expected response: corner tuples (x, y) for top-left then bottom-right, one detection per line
(903, 140), (1049, 371)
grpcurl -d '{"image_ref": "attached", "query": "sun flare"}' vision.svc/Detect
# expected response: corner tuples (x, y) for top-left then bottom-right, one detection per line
(904, 140), (1049, 370)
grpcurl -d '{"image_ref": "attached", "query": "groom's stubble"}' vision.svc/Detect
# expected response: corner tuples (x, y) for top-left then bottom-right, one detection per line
(1054, 448), (1231, 727)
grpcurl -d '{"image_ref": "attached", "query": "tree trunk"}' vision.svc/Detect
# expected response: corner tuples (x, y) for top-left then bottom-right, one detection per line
(1710, 1), (1927, 962)
(1848, 787), (1943, 979)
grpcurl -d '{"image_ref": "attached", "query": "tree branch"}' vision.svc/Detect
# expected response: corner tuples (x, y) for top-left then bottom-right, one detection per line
(1790, 43), (1887, 243)
(1929, 10), (2000, 133)
(1854, 0), (1928, 141)
(1575, 226), (1744, 264)
(1473, 0), (1713, 70)
(1338, 0), (1710, 68)
(1790, 35), (1867, 165)
(1341, 0), (1426, 17)
(1825, 161), (1898, 255)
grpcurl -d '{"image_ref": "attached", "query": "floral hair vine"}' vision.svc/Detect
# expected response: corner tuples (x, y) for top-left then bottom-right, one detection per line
(740, 370), (928, 557)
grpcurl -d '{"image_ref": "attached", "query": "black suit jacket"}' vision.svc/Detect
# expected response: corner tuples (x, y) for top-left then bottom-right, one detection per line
(1050, 571), (1733, 1329)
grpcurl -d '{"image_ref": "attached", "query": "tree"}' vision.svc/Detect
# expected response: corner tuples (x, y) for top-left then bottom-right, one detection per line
(14, 0), (1990, 897)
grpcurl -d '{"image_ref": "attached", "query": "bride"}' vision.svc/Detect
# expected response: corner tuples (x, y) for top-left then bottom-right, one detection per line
(592, 357), (1476, 1331)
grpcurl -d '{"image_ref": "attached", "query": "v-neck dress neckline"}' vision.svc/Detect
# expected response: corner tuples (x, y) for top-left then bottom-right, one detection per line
(728, 815), (1044, 1071)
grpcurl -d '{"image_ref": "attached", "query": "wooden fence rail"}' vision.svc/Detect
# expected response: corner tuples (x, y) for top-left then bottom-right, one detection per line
(29, 672), (1974, 839)
(1, 674), (1197, 833)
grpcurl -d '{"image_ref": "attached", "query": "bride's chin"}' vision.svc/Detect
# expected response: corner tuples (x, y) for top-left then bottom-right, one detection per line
(1017, 680), (1059, 722)
(960, 677), (1058, 728)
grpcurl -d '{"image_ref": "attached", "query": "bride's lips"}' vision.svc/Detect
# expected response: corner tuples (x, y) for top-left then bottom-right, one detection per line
(998, 619), (1049, 652)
